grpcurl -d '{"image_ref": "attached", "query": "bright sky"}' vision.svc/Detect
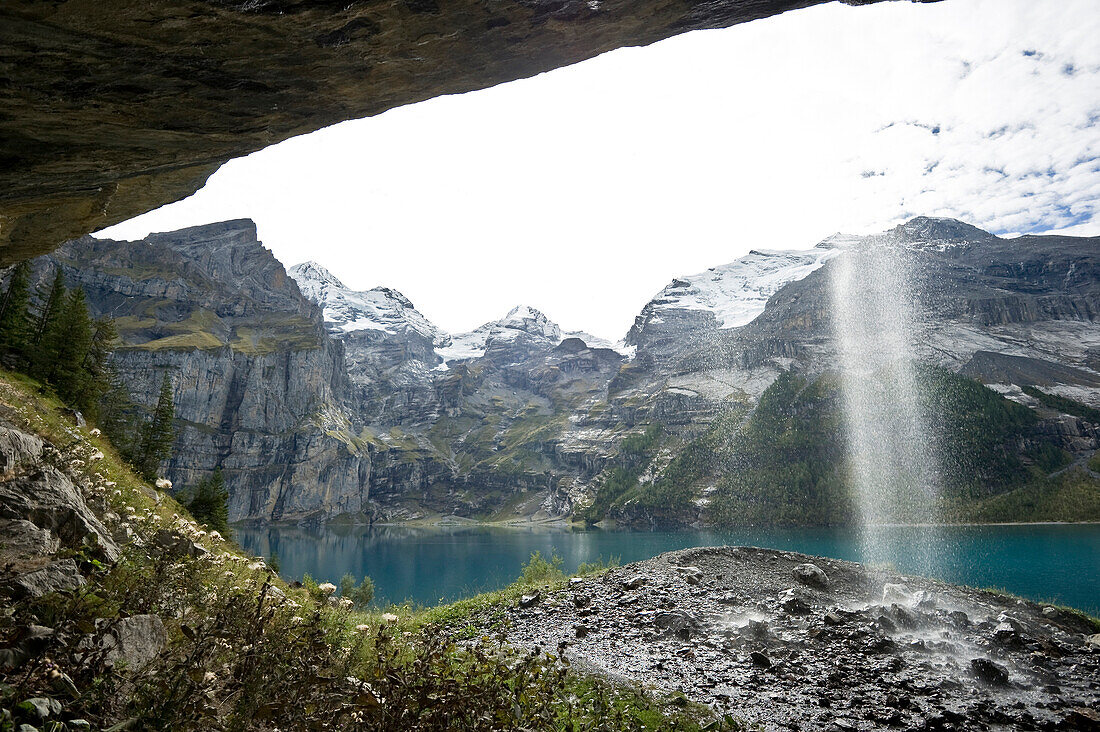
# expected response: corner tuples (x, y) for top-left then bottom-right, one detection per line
(96, 0), (1100, 341)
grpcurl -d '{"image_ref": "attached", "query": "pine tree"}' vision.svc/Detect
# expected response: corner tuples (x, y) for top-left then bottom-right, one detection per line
(136, 372), (176, 481)
(80, 316), (118, 420)
(41, 288), (94, 411)
(0, 262), (32, 356)
(99, 363), (141, 462)
(186, 467), (230, 535)
(33, 268), (66, 348)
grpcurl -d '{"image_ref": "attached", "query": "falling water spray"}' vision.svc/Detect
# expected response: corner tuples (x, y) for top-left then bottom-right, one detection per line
(830, 235), (941, 573)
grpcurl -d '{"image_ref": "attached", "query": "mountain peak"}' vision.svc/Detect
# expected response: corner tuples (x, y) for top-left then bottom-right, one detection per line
(288, 263), (439, 341)
(289, 261), (346, 290)
(892, 216), (995, 243)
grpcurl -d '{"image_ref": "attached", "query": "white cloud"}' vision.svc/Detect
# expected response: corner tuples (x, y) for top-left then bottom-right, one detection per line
(95, 0), (1100, 340)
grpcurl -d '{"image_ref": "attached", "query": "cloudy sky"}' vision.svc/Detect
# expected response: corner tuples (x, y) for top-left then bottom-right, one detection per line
(96, 0), (1100, 341)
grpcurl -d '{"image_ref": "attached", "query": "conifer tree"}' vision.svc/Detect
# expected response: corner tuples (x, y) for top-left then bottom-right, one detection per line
(100, 363), (140, 462)
(33, 268), (66, 348)
(0, 262), (32, 356)
(80, 316), (118, 419)
(186, 467), (230, 535)
(42, 288), (94, 411)
(136, 372), (176, 481)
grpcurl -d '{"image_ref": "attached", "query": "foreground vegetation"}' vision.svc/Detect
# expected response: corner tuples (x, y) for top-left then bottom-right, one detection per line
(0, 370), (739, 731)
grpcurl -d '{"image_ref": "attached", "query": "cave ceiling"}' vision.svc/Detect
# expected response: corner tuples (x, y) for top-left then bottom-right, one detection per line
(0, 0), (925, 265)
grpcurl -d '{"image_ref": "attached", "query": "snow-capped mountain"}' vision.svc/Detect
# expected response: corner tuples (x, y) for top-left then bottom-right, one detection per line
(629, 246), (839, 344)
(288, 261), (440, 342)
(436, 305), (562, 367)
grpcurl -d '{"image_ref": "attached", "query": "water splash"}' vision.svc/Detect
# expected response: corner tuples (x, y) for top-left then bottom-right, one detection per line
(829, 236), (941, 572)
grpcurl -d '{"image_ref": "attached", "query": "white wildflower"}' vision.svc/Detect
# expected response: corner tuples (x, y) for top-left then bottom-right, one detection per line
(317, 582), (337, 595)
(381, 613), (399, 624)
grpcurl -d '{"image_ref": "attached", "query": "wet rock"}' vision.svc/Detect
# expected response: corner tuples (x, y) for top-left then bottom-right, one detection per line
(890, 604), (919, 629)
(654, 610), (702, 641)
(10, 559), (86, 598)
(750, 650), (771, 668)
(674, 565), (704, 585)
(743, 619), (770, 640)
(947, 610), (970, 628)
(970, 658), (1009, 685)
(793, 562), (830, 589)
(882, 583), (914, 605)
(100, 615), (167, 669)
(779, 588), (812, 615)
(992, 621), (1023, 647)
(823, 611), (844, 626)
(518, 592), (540, 609)
(1065, 707), (1100, 729)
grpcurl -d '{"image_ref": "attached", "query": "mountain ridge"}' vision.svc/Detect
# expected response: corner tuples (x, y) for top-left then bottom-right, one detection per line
(21, 215), (1099, 526)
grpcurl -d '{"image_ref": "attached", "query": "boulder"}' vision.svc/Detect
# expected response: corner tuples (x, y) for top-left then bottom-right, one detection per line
(881, 584), (914, 605)
(792, 562), (830, 589)
(99, 615), (167, 670)
(0, 519), (60, 560)
(654, 610), (702, 641)
(674, 565), (704, 585)
(970, 658), (1009, 685)
(750, 650), (771, 668)
(150, 530), (207, 559)
(518, 592), (540, 609)
(0, 426), (43, 473)
(15, 697), (61, 722)
(778, 588), (812, 615)
(0, 466), (119, 562)
(10, 560), (86, 598)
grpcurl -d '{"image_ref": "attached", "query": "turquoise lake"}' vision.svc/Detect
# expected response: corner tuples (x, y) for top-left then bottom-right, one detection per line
(234, 523), (1100, 615)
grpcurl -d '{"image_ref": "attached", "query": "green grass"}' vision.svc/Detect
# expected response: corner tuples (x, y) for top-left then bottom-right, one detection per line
(958, 468), (1100, 523)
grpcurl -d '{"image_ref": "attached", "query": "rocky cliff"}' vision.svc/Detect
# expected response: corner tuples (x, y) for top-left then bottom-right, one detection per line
(27, 216), (1100, 527)
(37, 221), (370, 524)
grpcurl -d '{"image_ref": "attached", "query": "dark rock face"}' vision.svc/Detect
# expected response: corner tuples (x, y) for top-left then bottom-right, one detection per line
(0, 0), (902, 263)
(32, 222), (369, 524)
(497, 547), (1100, 731)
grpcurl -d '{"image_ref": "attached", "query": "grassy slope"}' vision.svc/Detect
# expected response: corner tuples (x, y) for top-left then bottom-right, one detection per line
(0, 369), (735, 731)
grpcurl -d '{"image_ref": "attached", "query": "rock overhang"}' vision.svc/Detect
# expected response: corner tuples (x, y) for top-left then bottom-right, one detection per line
(0, 0), (922, 265)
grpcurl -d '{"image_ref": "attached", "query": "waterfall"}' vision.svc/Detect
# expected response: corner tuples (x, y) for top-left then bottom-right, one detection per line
(830, 236), (941, 572)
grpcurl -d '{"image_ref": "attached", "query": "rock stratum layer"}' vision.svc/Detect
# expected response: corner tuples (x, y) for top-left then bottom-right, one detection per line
(0, 0), (915, 264)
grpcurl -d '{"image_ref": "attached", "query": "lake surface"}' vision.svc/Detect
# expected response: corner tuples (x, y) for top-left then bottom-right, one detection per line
(234, 523), (1100, 615)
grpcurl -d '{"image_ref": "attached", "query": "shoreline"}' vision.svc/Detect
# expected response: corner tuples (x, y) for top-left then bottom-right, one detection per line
(233, 516), (1100, 530)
